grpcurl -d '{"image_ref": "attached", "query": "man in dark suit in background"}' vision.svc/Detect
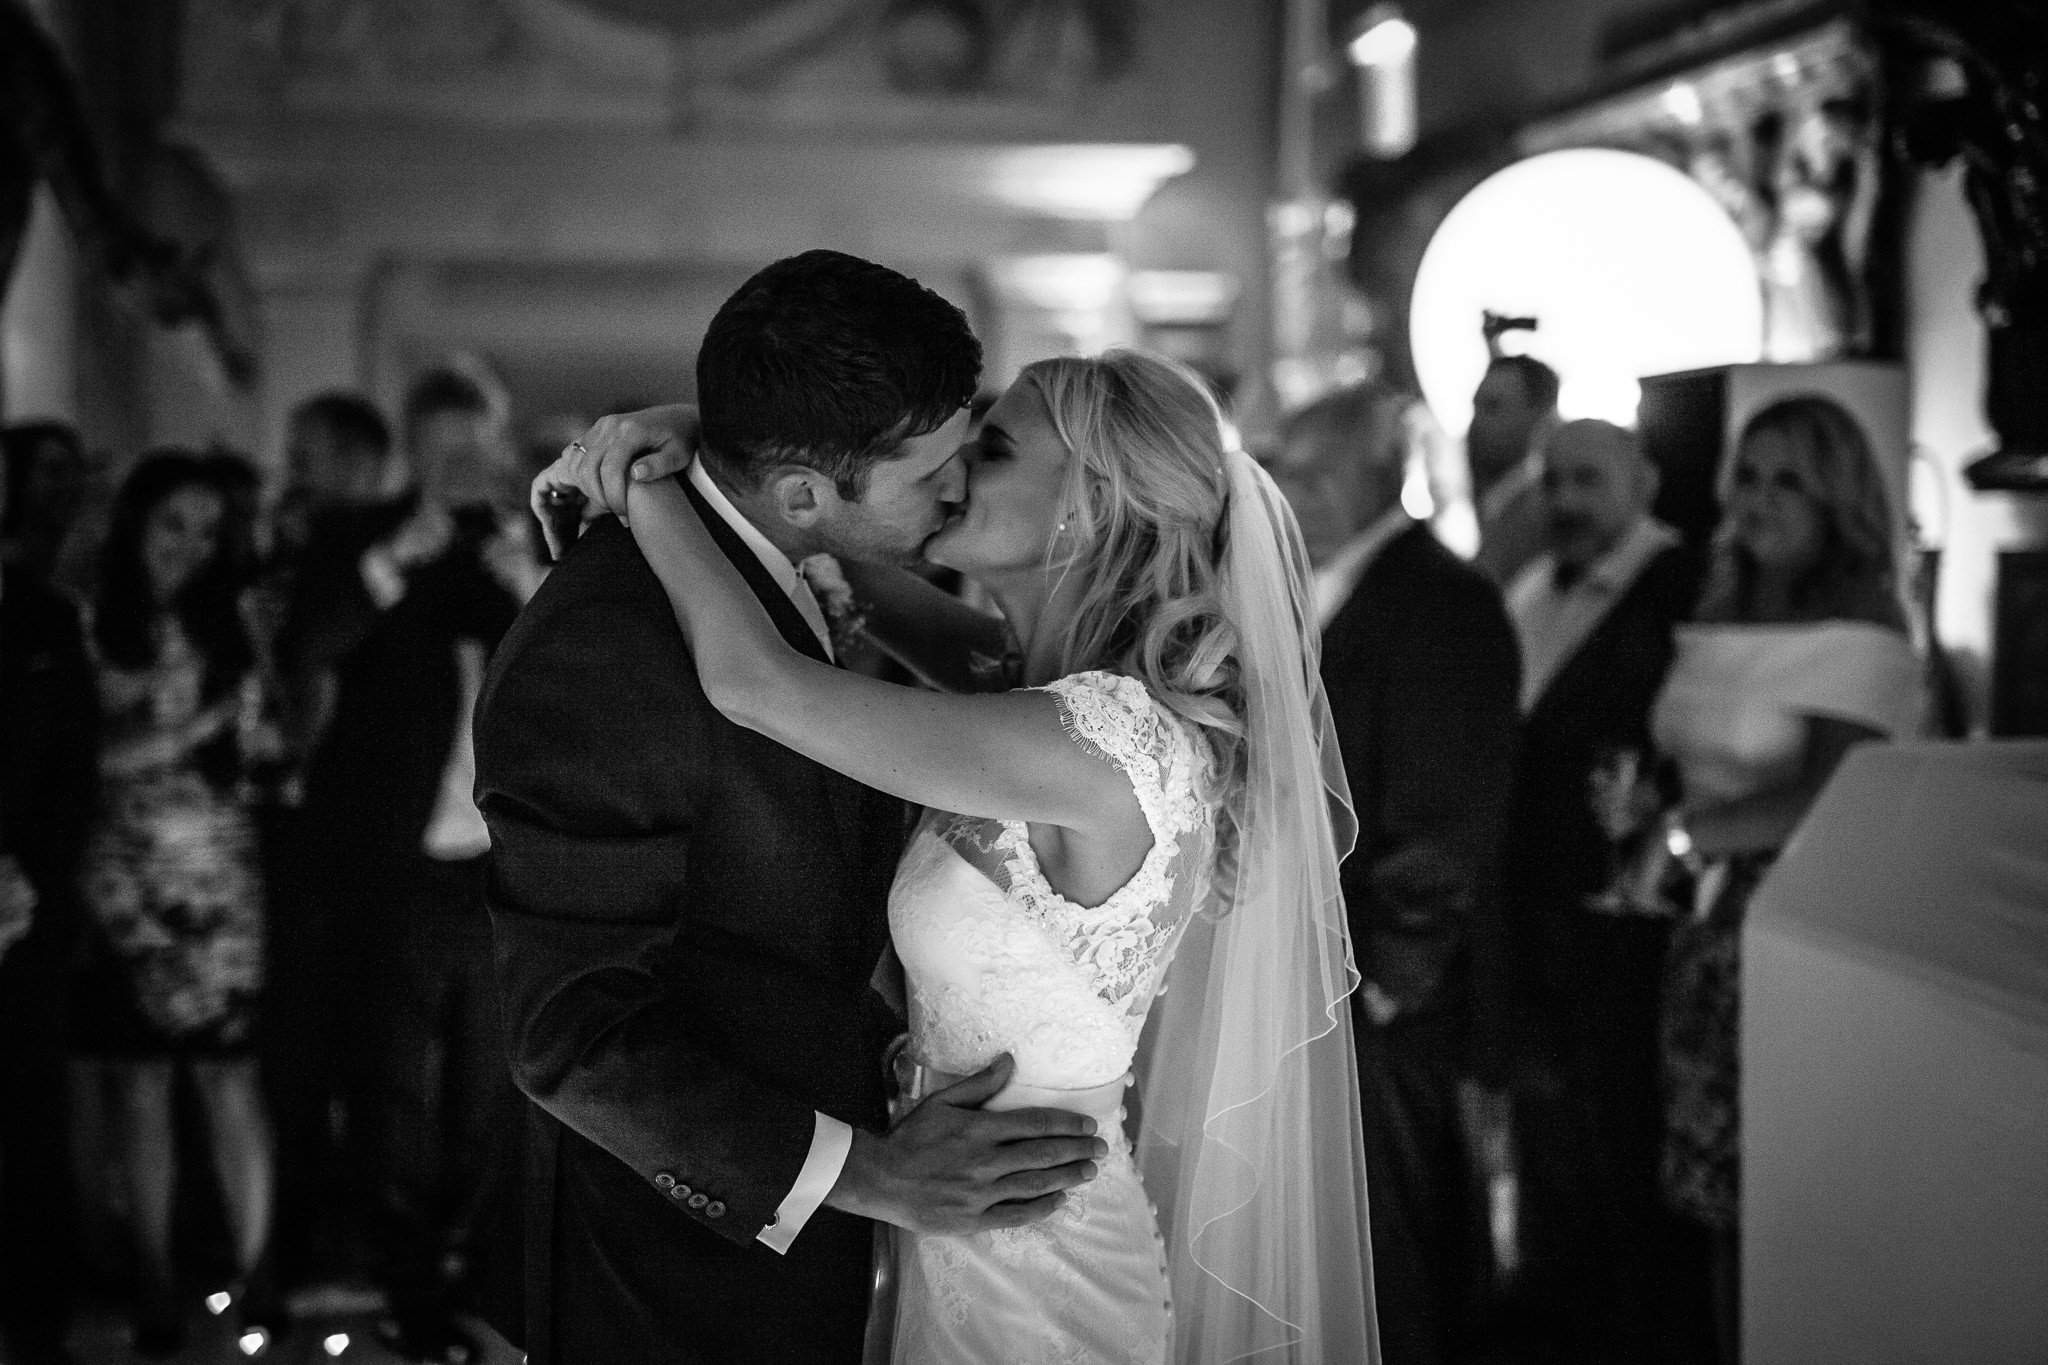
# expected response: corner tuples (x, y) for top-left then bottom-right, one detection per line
(265, 390), (418, 1283)
(1503, 419), (1701, 1360)
(475, 251), (1102, 1364)
(1470, 354), (1561, 589)
(1271, 386), (1522, 1365)
(0, 451), (98, 1365)
(290, 368), (540, 1359)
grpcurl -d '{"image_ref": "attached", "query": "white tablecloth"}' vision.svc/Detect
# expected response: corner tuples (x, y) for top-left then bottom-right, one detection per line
(1744, 740), (2048, 1364)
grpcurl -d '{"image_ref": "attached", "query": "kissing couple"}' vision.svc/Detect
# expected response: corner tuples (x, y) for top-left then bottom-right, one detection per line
(479, 250), (1380, 1363)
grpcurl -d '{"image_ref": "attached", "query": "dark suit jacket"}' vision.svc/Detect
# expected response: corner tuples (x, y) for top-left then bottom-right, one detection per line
(299, 521), (520, 881)
(1320, 523), (1521, 1080)
(0, 570), (96, 1027)
(473, 487), (903, 1364)
(1509, 544), (1699, 1006)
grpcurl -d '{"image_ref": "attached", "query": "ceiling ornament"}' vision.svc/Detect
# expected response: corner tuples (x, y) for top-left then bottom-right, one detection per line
(179, 0), (1140, 131)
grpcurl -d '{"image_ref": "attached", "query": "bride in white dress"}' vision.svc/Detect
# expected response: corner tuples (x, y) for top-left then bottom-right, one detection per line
(542, 350), (1377, 1363)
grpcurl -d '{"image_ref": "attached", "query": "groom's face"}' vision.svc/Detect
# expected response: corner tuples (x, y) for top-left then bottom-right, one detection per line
(805, 408), (972, 565)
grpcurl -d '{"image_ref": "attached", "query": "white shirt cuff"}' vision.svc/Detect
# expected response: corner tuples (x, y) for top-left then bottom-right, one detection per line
(755, 1112), (853, 1254)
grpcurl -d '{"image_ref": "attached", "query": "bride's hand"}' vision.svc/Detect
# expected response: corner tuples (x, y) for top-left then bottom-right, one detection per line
(529, 403), (700, 559)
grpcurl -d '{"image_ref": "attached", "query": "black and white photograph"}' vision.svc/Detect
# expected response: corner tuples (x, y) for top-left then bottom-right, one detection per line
(1, 1), (2044, 1363)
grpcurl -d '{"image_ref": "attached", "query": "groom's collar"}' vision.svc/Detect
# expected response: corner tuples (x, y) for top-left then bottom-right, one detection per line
(688, 458), (803, 592)
(686, 459), (834, 662)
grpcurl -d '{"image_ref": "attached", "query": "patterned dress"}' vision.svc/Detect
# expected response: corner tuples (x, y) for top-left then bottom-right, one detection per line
(74, 620), (269, 1056)
(1650, 620), (1920, 1228)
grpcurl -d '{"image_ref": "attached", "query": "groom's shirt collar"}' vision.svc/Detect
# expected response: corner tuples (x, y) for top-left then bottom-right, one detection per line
(687, 457), (834, 662)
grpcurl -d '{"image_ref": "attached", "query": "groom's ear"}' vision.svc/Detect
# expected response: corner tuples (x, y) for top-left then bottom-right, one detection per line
(767, 468), (831, 529)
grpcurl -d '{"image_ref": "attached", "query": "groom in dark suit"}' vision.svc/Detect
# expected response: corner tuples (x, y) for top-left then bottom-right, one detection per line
(474, 251), (1103, 1363)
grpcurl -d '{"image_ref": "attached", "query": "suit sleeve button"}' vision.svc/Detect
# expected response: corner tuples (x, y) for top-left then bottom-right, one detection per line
(686, 1193), (709, 1210)
(705, 1201), (725, 1218)
(670, 1183), (692, 1202)
(653, 1173), (676, 1191)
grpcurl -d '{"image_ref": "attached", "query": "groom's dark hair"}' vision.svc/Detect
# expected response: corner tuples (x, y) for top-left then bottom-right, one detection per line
(696, 250), (981, 499)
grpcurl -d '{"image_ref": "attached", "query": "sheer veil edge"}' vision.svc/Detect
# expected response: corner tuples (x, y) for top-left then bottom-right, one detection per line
(1133, 447), (1380, 1363)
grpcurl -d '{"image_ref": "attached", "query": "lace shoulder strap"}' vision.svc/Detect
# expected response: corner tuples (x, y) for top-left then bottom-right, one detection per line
(1035, 669), (1196, 841)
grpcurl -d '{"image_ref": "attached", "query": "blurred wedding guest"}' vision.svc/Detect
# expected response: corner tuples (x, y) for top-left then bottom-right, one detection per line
(1502, 420), (1701, 1360)
(1271, 390), (1521, 1365)
(265, 391), (420, 1282)
(276, 394), (422, 759)
(202, 448), (266, 586)
(294, 366), (536, 1361)
(1651, 397), (1920, 1365)
(203, 450), (289, 701)
(0, 444), (98, 1365)
(1468, 355), (1560, 586)
(1, 420), (99, 597)
(72, 452), (284, 1355)
(275, 392), (414, 572)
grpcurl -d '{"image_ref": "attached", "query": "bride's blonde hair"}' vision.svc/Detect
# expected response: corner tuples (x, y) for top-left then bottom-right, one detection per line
(1022, 349), (1245, 800)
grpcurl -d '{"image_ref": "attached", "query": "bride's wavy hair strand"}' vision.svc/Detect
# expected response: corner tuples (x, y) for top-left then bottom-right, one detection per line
(1022, 350), (1246, 804)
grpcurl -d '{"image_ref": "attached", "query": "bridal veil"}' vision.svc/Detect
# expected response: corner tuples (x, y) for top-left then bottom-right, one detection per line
(1133, 444), (1379, 1362)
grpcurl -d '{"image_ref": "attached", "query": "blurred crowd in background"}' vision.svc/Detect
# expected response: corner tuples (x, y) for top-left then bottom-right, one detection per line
(2, 367), (547, 1364)
(2, 338), (1935, 1365)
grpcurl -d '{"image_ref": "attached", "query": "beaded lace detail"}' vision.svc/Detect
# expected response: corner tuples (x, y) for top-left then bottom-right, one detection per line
(988, 670), (1209, 1018)
(890, 671), (1214, 1088)
(887, 670), (1208, 1364)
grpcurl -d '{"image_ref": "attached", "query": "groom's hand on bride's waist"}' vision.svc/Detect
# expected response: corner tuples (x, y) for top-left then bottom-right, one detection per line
(823, 1053), (1108, 1236)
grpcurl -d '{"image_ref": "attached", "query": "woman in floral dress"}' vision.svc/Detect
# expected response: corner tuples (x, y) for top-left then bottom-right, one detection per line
(74, 451), (282, 1355)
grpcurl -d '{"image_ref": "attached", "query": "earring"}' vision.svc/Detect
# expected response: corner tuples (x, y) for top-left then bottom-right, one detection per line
(1056, 521), (1069, 535)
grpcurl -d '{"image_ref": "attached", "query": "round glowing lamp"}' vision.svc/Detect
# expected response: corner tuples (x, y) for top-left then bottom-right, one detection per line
(1409, 148), (1763, 435)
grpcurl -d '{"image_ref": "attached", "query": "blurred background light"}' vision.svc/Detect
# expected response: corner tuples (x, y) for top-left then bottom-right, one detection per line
(1125, 269), (1240, 325)
(1409, 147), (1764, 437)
(1348, 11), (1418, 66)
(985, 254), (1126, 317)
(985, 144), (1195, 221)
(1347, 6), (1418, 159)
(1559, 375), (1647, 426)
(323, 1332), (351, 1357)
(1661, 81), (1704, 126)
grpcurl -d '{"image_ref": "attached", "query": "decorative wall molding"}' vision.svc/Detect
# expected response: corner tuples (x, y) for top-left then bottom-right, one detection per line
(178, 0), (1142, 135)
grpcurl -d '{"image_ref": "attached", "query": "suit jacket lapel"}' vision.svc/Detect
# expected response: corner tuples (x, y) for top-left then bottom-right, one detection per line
(1527, 545), (1678, 720)
(680, 478), (868, 862)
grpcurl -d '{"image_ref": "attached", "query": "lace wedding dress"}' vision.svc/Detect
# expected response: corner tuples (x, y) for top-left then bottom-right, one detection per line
(886, 669), (1218, 1365)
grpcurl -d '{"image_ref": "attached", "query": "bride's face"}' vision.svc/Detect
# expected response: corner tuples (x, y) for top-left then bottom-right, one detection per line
(924, 380), (1071, 577)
